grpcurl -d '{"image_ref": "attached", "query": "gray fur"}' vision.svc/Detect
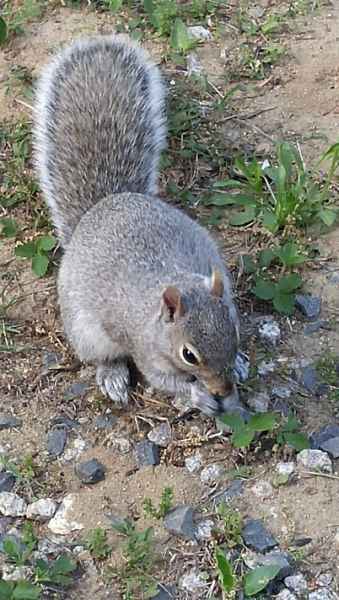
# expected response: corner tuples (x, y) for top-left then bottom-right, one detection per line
(33, 35), (240, 416)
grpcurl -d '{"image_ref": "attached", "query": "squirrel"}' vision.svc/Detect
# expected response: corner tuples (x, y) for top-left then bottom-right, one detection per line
(33, 34), (240, 417)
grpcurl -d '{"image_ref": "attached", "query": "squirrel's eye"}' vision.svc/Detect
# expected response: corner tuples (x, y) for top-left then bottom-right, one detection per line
(180, 344), (200, 366)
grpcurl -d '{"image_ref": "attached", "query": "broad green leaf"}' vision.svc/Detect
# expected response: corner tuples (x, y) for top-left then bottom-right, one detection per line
(273, 292), (295, 315)
(143, 0), (154, 14)
(12, 581), (41, 600)
(218, 413), (244, 432)
(171, 19), (195, 53)
(32, 254), (49, 277)
(0, 218), (17, 238)
(252, 278), (275, 301)
(231, 427), (255, 448)
(213, 179), (244, 189)
(283, 432), (310, 451)
(275, 242), (306, 267)
(249, 412), (277, 432)
(0, 581), (14, 599)
(258, 248), (276, 268)
(261, 210), (279, 233)
(229, 206), (256, 226)
(276, 273), (302, 293)
(282, 414), (300, 432)
(0, 17), (7, 45)
(242, 255), (257, 274)
(51, 554), (77, 575)
(36, 235), (56, 252)
(215, 548), (235, 592)
(205, 194), (239, 207)
(15, 241), (36, 258)
(277, 142), (298, 177)
(318, 208), (337, 227)
(106, 0), (123, 12)
(244, 564), (281, 596)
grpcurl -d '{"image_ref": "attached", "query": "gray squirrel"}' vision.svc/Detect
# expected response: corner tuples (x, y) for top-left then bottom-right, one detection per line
(33, 34), (240, 417)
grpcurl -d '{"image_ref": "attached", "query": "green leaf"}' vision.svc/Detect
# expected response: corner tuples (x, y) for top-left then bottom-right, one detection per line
(229, 206), (256, 226)
(248, 412), (277, 432)
(0, 218), (18, 238)
(205, 194), (239, 207)
(275, 242), (306, 267)
(213, 179), (244, 189)
(171, 19), (195, 53)
(215, 548), (235, 592)
(51, 554), (77, 575)
(261, 210), (279, 233)
(244, 564), (281, 596)
(32, 255), (49, 277)
(218, 413), (245, 432)
(12, 582), (41, 600)
(0, 17), (7, 45)
(143, 0), (154, 14)
(283, 432), (310, 451)
(276, 273), (302, 293)
(252, 278), (276, 301)
(272, 292), (295, 315)
(242, 255), (257, 274)
(282, 414), (300, 432)
(318, 208), (337, 227)
(36, 235), (56, 252)
(15, 241), (36, 258)
(258, 248), (276, 268)
(106, 0), (123, 12)
(231, 427), (255, 448)
(0, 581), (14, 599)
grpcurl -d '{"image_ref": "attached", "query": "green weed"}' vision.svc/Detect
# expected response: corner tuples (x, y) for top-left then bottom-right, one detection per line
(84, 528), (112, 560)
(143, 487), (173, 520)
(1, 0), (43, 41)
(216, 504), (243, 547)
(15, 235), (57, 277)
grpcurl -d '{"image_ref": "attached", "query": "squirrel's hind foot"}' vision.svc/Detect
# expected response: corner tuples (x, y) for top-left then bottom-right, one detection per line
(96, 361), (130, 406)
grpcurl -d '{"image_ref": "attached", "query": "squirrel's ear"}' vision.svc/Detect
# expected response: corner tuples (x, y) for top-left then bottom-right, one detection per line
(210, 269), (224, 298)
(161, 286), (185, 322)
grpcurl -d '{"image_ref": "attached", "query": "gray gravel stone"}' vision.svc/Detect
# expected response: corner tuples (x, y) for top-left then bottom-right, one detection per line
(0, 492), (27, 517)
(179, 569), (208, 592)
(284, 573), (308, 595)
(185, 452), (202, 474)
(242, 519), (278, 552)
(48, 494), (83, 535)
(147, 422), (172, 447)
(195, 519), (214, 541)
(26, 499), (57, 521)
(75, 459), (105, 484)
(64, 382), (89, 401)
(309, 591), (338, 600)
(272, 385), (292, 399)
(258, 360), (276, 376)
(47, 428), (67, 457)
(0, 472), (15, 493)
(299, 365), (325, 395)
(251, 480), (274, 499)
(310, 424), (339, 449)
(163, 505), (196, 540)
(50, 416), (80, 430)
(186, 53), (203, 77)
(316, 574), (333, 588)
(187, 25), (212, 40)
(42, 352), (62, 371)
(276, 462), (295, 477)
(151, 584), (176, 600)
(258, 319), (281, 346)
(297, 449), (332, 474)
(247, 391), (269, 413)
(200, 463), (224, 485)
(0, 415), (22, 430)
(244, 549), (293, 579)
(320, 436), (339, 458)
(304, 320), (330, 335)
(213, 479), (244, 505)
(295, 294), (321, 320)
(135, 441), (160, 467)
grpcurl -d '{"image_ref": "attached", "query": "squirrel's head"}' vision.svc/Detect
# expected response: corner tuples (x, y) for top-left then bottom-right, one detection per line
(156, 270), (239, 399)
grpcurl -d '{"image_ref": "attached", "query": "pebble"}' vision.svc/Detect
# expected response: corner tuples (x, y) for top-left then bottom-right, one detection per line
(50, 416), (80, 430)
(247, 391), (270, 413)
(135, 440), (160, 467)
(297, 449), (333, 474)
(151, 584), (177, 600)
(75, 459), (106, 484)
(304, 320), (330, 335)
(258, 360), (276, 376)
(299, 365), (325, 395)
(2, 565), (33, 581)
(295, 294), (321, 320)
(62, 438), (87, 462)
(284, 573), (308, 595)
(309, 591), (339, 600)
(213, 479), (244, 505)
(48, 494), (83, 535)
(242, 519), (278, 552)
(0, 492), (27, 517)
(186, 52), (203, 77)
(26, 498), (57, 521)
(251, 480), (274, 499)
(42, 351), (62, 370)
(187, 25), (212, 40)
(111, 437), (131, 454)
(147, 422), (172, 448)
(276, 462), (295, 476)
(234, 351), (250, 383)
(37, 537), (66, 558)
(258, 319), (281, 346)
(47, 428), (67, 457)
(320, 436), (339, 459)
(185, 452), (202, 474)
(0, 472), (15, 493)
(94, 415), (117, 430)
(163, 505), (196, 540)
(195, 519), (214, 541)
(64, 382), (89, 401)
(0, 414), (22, 430)
(179, 569), (208, 592)
(276, 591), (297, 600)
(310, 425), (339, 449)
(200, 463), (225, 485)
(272, 385), (292, 399)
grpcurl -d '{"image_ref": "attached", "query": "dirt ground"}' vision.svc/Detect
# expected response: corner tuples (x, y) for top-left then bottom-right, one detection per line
(1, 1), (339, 599)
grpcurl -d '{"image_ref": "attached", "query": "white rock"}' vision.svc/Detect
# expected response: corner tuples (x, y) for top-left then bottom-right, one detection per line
(316, 573), (333, 587)
(276, 462), (295, 476)
(284, 573), (308, 594)
(62, 438), (87, 462)
(110, 437), (131, 454)
(309, 591), (338, 600)
(2, 565), (33, 581)
(147, 422), (172, 447)
(258, 319), (281, 346)
(179, 569), (208, 592)
(27, 498), (57, 521)
(195, 519), (214, 541)
(200, 463), (224, 485)
(251, 480), (274, 499)
(48, 494), (83, 535)
(276, 591), (297, 600)
(297, 449), (333, 474)
(185, 452), (202, 474)
(187, 25), (212, 40)
(186, 52), (203, 76)
(0, 492), (27, 516)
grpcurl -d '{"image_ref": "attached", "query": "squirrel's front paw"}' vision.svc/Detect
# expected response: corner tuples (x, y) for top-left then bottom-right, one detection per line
(96, 362), (130, 406)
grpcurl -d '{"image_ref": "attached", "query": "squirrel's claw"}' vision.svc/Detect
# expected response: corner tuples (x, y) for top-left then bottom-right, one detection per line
(96, 362), (130, 406)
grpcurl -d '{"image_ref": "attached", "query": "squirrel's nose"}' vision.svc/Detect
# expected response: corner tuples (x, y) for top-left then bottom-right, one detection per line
(205, 377), (235, 398)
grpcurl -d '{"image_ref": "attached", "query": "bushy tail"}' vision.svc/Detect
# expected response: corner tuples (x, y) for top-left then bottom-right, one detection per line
(33, 35), (167, 247)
